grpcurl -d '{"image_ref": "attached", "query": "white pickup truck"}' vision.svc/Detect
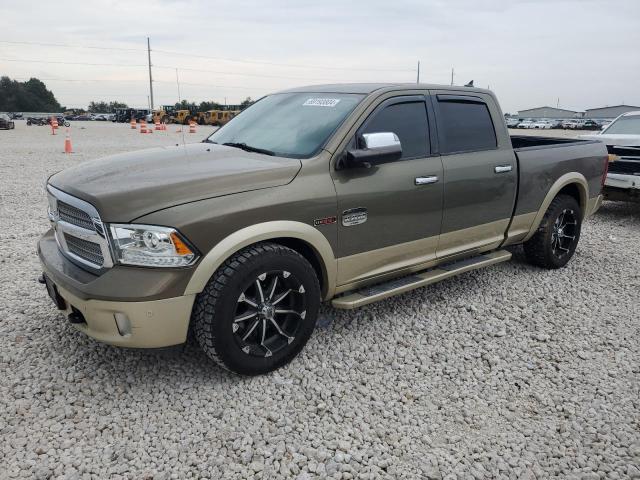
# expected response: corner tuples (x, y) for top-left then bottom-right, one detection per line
(583, 111), (640, 202)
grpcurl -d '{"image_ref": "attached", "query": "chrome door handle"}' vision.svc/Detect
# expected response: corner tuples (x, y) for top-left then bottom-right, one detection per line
(494, 165), (513, 173)
(415, 176), (439, 185)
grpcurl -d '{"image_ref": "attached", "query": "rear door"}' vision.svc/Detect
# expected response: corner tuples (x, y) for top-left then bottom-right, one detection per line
(331, 95), (444, 285)
(431, 92), (517, 257)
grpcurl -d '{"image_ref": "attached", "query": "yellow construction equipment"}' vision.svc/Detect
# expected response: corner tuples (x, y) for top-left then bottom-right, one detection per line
(200, 109), (240, 126)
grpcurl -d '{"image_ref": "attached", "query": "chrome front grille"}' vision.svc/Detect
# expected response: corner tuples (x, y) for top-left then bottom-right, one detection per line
(47, 185), (113, 270)
(63, 233), (104, 265)
(58, 201), (95, 231)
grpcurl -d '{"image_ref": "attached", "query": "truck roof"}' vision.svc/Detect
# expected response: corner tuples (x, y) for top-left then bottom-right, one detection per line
(279, 83), (492, 95)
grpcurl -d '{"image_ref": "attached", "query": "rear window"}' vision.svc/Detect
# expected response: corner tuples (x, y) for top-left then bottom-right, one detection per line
(437, 99), (497, 153)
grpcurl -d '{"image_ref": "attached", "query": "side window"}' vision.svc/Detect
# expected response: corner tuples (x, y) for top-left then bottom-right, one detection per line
(437, 100), (497, 153)
(361, 101), (429, 159)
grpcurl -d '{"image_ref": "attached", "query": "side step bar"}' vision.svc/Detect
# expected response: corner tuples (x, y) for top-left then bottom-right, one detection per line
(331, 250), (512, 310)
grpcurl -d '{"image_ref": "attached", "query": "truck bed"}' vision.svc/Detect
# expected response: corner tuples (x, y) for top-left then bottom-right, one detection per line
(510, 136), (607, 217)
(510, 135), (595, 150)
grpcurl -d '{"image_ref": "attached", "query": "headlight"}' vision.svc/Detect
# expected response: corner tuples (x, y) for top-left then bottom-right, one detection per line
(109, 224), (198, 267)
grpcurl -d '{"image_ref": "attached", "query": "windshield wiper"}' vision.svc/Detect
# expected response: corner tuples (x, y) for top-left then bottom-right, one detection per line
(202, 139), (217, 144)
(222, 142), (275, 156)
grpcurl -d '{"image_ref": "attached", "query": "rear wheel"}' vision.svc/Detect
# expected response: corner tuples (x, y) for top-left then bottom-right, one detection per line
(193, 243), (320, 375)
(524, 194), (582, 269)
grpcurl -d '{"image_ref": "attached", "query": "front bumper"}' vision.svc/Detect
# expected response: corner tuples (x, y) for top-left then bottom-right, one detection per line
(604, 174), (640, 202)
(38, 229), (195, 348)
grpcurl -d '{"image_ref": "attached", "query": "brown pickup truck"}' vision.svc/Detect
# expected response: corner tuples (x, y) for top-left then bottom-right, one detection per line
(39, 83), (608, 375)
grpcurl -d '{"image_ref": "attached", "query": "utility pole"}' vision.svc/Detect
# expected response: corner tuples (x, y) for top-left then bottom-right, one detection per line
(450, 67), (454, 86)
(557, 97), (560, 108)
(147, 37), (154, 111)
(416, 61), (420, 84)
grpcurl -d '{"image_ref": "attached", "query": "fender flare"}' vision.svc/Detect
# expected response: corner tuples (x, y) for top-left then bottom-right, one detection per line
(184, 221), (337, 299)
(522, 172), (589, 242)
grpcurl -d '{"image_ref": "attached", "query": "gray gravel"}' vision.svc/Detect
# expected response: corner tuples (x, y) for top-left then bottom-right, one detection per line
(1, 122), (639, 479)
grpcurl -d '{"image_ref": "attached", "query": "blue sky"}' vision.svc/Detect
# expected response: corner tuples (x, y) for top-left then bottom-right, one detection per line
(1, 0), (638, 111)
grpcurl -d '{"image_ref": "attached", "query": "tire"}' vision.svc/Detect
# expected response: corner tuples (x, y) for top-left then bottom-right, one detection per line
(524, 194), (582, 269)
(193, 242), (321, 375)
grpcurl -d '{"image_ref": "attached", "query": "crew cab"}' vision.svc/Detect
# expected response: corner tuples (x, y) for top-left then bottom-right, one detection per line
(38, 83), (608, 375)
(582, 111), (640, 202)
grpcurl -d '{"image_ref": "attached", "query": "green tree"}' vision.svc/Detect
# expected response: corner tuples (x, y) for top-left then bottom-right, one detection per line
(0, 76), (62, 112)
(198, 100), (223, 111)
(240, 97), (253, 110)
(174, 99), (198, 111)
(88, 100), (128, 113)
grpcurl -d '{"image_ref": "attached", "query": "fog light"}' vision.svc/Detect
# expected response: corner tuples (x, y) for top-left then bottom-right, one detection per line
(114, 313), (132, 336)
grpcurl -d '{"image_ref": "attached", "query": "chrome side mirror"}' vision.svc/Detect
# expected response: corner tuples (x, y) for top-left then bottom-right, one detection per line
(361, 132), (401, 149)
(341, 132), (403, 169)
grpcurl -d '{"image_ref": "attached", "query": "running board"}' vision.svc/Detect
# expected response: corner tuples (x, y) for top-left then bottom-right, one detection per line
(331, 250), (512, 310)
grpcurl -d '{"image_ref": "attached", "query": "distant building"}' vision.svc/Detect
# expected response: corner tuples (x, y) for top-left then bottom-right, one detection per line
(583, 105), (640, 119)
(517, 106), (580, 119)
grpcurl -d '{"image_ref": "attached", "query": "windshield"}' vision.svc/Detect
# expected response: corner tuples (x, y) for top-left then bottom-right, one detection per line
(603, 115), (640, 135)
(206, 92), (364, 158)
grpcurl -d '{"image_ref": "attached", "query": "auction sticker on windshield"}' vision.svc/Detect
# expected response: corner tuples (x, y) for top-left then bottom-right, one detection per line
(303, 98), (341, 107)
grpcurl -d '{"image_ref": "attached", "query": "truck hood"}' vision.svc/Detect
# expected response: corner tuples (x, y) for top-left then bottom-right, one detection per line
(48, 142), (302, 222)
(580, 133), (640, 147)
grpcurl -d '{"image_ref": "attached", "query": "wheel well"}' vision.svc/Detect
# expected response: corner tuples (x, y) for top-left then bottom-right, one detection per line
(268, 237), (327, 297)
(557, 183), (586, 213)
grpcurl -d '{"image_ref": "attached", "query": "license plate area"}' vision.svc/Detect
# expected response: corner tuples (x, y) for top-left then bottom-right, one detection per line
(43, 273), (67, 310)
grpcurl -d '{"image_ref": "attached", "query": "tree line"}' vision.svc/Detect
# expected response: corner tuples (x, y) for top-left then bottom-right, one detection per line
(0, 75), (254, 113)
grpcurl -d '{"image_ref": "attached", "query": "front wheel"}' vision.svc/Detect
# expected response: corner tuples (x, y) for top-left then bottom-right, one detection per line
(193, 243), (320, 375)
(524, 194), (582, 269)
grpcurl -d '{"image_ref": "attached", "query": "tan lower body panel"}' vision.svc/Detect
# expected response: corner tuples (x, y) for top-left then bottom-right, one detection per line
(502, 212), (537, 247)
(436, 218), (510, 258)
(332, 250), (512, 309)
(336, 219), (510, 290)
(587, 194), (603, 216)
(57, 285), (195, 348)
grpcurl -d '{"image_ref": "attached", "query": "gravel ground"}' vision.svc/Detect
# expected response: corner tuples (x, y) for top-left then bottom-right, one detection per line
(1, 122), (639, 479)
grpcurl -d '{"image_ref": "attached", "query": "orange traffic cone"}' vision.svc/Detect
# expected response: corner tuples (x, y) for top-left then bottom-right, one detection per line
(130, 118), (137, 129)
(51, 116), (59, 131)
(64, 129), (73, 154)
(140, 119), (147, 134)
(154, 120), (161, 131)
(50, 120), (56, 135)
(189, 120), (196, 133)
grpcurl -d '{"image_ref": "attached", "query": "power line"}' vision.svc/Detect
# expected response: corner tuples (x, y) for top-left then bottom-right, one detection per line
(0, 39), (414, 73)
(1, 58), (146, 67)
(2, 57), (379, 82)
(11, 76), (273, 91)
(152, 49), (415, 73)
(0, 40), (143, 52)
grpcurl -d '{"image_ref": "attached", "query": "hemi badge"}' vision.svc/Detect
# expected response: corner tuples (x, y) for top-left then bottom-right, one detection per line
(313, 216), (337, 227)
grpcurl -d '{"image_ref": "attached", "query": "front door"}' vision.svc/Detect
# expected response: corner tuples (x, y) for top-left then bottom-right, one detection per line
(331, 95), (443, 286)
(431, 92), (518, 257)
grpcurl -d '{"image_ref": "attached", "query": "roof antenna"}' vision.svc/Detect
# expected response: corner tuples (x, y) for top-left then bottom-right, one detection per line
(464, 80), (474, 87)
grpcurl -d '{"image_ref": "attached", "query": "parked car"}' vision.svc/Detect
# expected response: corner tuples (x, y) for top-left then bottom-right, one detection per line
(0, 113), (15, 129)
(517, 120), (535, 129)
(9, 112), (23, 120)
(532, 120), (553, 129)
(505, 118), (521, 128)
(582, 111), (640, 202)
(72, 114), (92, 121)
(562, 119), (581, 129)
(580, 119), (600, 130)
(39, 83), (608, 375)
